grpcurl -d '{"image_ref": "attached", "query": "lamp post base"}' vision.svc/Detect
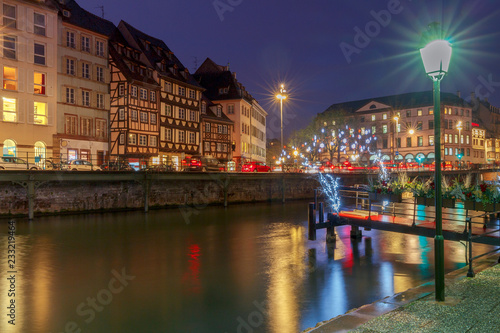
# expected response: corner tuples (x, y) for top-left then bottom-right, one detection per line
(435, 235), (445, 301)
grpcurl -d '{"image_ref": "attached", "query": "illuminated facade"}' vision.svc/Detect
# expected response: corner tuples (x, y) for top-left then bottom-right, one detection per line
(0, 0), (59, 165)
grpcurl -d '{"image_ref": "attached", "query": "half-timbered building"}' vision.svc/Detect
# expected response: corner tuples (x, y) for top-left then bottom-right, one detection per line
(200, 95), (233, 162)
(108, 23), (159, 168)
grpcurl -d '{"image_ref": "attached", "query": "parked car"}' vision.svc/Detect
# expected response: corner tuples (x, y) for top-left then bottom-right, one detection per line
(241, 161), (271, 173)
(100, 161), (134, 171)
(0, 156), (39, 170)
(68, 159), (101, 171)
(185, 155), (224, 172)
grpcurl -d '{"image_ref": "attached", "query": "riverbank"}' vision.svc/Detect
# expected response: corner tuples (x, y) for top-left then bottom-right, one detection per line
(304, 255), (500, 332)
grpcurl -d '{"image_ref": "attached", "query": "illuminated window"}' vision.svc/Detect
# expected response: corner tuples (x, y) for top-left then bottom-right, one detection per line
(80, 117), (92, 136)
(3, 4), (16, 28)
(34, 72), (45, 94)
(128, 134), (137, 145)
(2, 97), (16, 122)
(429, 135), (434, 146)
(65, 115), (77, 135)
(371, 115), (376, 121)
(371, 125), (376, 134)
(382, 113), (387, 120)
(429, 108), (433, 115)
(81, 90), (90, 106)
(66, 87), (75, 104)
(34, 12), (46, 36)
(3, 139), (16, 156)
(382, 125), (387, 133)
(34, 43), (45, 65)
(3, 66), (17, 90)
(33, 102), (47, 125)
(96, 119), (106, 139)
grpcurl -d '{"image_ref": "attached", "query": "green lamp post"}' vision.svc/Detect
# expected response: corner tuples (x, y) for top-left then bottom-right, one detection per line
(420, 35), (452, 302)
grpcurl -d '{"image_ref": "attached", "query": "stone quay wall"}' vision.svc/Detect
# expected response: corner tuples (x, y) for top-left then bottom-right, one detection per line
(0, 172), (371, 217)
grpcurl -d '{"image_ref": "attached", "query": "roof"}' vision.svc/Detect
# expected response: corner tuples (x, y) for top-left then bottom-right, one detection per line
(194, 58), (253, 102)
(322, 91), (472, 115)
(54, 0), (115, 37)
(200, 94), (233, 124)
(118, 21), (202, 89)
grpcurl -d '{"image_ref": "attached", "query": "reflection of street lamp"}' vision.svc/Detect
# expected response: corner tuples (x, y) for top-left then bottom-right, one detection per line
(420, 34), (452, 302)
(457, 121), (463, 168)
(276, 84), (287, 160)
(393, 116), (399, 162)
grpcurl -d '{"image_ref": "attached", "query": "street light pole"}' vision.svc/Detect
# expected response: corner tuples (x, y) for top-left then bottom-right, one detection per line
(394, 116), (399, 163)
(276, 84), (287, 165)
(457, 121), (463, 169)
(420, 36), (452, 302)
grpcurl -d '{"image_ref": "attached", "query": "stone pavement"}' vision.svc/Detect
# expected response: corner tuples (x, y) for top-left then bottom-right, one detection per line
(304, 256), (500, 333)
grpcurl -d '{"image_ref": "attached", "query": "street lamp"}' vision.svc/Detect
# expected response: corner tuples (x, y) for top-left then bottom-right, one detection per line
(276, 84), (287, 161)
(420, 34), (452, 302)
(457, 121), (463, 168)
(394, 116), (399, 162)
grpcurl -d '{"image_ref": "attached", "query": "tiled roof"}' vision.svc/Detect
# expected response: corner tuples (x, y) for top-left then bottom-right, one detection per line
(55, 0), (115, 37)
(200, 94), (233, 124)
(322, 91), (472, 115)
(118, 21), (202, 89)
(194, 58), (253, 102)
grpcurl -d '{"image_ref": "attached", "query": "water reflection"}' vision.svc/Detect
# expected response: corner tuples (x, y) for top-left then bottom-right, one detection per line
(0, 201), (496, 333)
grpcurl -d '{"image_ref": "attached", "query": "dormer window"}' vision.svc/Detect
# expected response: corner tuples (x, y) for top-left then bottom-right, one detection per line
(201, 102), (207, 114)
(369, 104), (377, 109)
(218, 87), (229, 95)
(63, 10), (70, 18)
(217, 106), (222, 117)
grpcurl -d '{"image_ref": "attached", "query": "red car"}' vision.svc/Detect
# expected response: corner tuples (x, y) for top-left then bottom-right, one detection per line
(241, 161), (271, 172)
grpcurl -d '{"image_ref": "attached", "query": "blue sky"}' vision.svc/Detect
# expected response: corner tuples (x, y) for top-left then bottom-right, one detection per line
(79, 0), (500, 138)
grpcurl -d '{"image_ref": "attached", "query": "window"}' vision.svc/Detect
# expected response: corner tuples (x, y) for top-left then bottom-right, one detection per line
(131, 109), (138, 121)
(467, 148), (470, 156)
(178, 131), (185, 143)
(140, 112), (148, 123)
(228, 104), (234, 114)
(417, 109), (422, 116)
(81, 91), (90, 106)
(223, 125), (228, 134)
(131, 86), (138, 97)
(128, 134), (137, 145)
(382, 138), (388, 149)
(66, 88), (75, 104)
(205, 123), (211, 132)
(416, 122), (422, 131)
(178, 108), (185, 119)
(428, 120), (434, 130)
(149, 136), (157, 147)
(466, 135), (470, 144)
(139, 135), (147, 146)
(150, 91), (156, 102)
(140, 88), (147, 100)
(444, 135), (448, 143)
(96, 66), (104, 82)
(119, 134), (124, 144)
(164, 81), (172, 93)
(33, 102), (47, 125)
(34, 72), (45, 94)
(165, 128), (172, 141)
(82, 63), (90, 79)
(96, 40), (105, 57)
(396, 137), (401, 148)
(448, 134), (452, 143)
(218, 124), (223, 133)
(371, 125), (376, 134)
(429, 108), (433, 115)
(118, 84), (124, 96)
(66, 58), (75, 75)
(449, 148), (453, 156)
(406, 110), (411, 117)
(96, 119), (107, 139)
(189, 132), (196, 144)
(150, 113), (157, 124)
(118, 108), (125, 120)
(2, 97), (16, 122)
(65, 115), (77, 134)
(4, 36), (16, 59)
(67, 31), (75, 48)
(3, 4), (16, 28)
(34, 13), (46, 36)
(417, 136), (423, 147)
(96, 93), (104, 109)
(360, 116), (365, 122)
(81, 117), (92, 136)
(3, 66), (17, 90)
(217, 106), (222, 117)
(189, 90), (196, 99)
(382, 113), (387, 120)
(454, 134), (458, 144)
(371, 115), (376, 121)
(189, 110), (196, 121)
(204, 142), (210, 152)
(34, 43), (45, 65)
(81, 36), (90, 53)
(201, 102), (207, 114)
(178, 86), (185, 96)
(163, 104), (172, 117)
(382, 124), (387, 134)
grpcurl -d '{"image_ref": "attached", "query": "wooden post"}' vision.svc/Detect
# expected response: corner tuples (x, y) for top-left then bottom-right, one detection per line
(314, 189), (318, 210)
(350, 225), (362, 239)
(318, 202), (324, 223)
(308, 202), (316, 241)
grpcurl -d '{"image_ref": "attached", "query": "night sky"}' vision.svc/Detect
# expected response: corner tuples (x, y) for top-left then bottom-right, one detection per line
(79, 0), (500, 139)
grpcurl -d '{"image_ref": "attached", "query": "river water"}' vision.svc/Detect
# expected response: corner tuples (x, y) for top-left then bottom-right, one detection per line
(0, 201), (495, 333)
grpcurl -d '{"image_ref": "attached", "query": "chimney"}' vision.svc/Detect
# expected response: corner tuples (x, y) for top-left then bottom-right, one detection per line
(456, 90), (461, 98)
(232, 72), (236, 79)
(471, 91), (475, 100)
